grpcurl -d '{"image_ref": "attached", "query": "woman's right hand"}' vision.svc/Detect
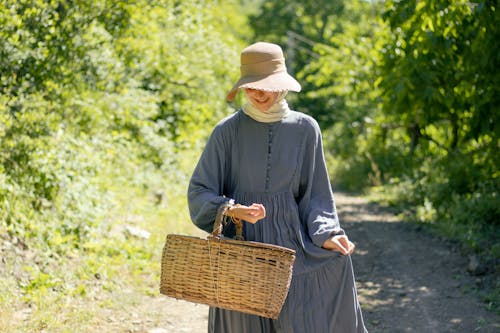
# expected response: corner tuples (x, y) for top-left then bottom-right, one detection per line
(322, 235), (356, 255)
(228, 203), (266, 224)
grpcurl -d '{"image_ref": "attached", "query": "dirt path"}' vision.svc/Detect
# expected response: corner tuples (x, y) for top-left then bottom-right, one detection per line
(124, 193), (499, 333)
(338, 193), (498, 333)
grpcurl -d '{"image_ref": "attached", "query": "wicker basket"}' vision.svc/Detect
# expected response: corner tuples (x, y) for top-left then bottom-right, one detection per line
(160, 205), (296, 319)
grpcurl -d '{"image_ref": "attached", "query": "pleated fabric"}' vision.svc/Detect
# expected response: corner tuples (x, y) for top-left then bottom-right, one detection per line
(188, 110), (367, 333)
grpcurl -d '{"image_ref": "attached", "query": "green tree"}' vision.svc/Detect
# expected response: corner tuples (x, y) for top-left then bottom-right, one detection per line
(380, 0), (499, 153)
(371, 0), (499, 261)
(378, 0), (499, 197)
(250, 0), (499, 245)
(0, 0), (251, 249)
(0, 0), (134, 244)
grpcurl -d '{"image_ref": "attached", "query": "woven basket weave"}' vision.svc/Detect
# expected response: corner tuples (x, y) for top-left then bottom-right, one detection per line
(160, 205), (296, 319)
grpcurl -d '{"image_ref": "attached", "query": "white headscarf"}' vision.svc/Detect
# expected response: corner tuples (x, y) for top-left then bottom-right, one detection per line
(242, 91), (290, 123)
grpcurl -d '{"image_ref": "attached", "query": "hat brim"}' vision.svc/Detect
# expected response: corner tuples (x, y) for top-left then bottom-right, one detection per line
(226, 72), (301, 102)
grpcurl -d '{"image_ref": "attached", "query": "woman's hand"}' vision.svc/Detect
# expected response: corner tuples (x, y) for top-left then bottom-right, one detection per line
(322, 235), (356, 255)
(228, 203), (266, 224)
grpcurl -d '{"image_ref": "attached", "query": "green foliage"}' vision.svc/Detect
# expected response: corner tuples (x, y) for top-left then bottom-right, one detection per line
(116, 0), (249, 145)
(0, 0), (249, 243)
(376, 0), (499, 248)
(379, 0), (499, 150)
(0, 0), (132, 98)
(251, 0), (499, 266)
(0, 3), (252, 325)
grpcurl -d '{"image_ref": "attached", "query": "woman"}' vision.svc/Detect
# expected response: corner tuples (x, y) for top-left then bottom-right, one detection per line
(188, 42), (367, 333)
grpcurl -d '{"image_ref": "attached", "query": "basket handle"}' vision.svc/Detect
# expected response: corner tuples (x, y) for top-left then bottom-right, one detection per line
(211, 202), (244, 240)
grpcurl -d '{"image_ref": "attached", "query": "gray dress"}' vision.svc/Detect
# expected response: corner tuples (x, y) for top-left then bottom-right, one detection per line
(188, 109), (367, 333)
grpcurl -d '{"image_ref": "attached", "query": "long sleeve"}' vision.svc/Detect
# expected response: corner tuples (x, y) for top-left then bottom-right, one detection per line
(297, 118), (344, 248)
(187, 123), (233, 233)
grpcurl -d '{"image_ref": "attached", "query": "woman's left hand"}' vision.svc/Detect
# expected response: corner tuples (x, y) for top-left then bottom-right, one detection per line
(322, 235), (355, 255)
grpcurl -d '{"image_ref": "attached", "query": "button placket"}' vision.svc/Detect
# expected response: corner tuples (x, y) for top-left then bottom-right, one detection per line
(265, 125), (273, 192)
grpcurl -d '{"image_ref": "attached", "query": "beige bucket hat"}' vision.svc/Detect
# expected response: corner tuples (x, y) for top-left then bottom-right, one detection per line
(226, 42), (301, 102)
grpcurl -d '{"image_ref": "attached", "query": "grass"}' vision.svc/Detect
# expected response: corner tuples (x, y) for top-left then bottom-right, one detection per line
(0, 152), (205, 332)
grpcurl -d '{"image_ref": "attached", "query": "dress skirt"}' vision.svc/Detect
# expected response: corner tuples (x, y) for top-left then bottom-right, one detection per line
(208, 253), (366, 333)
